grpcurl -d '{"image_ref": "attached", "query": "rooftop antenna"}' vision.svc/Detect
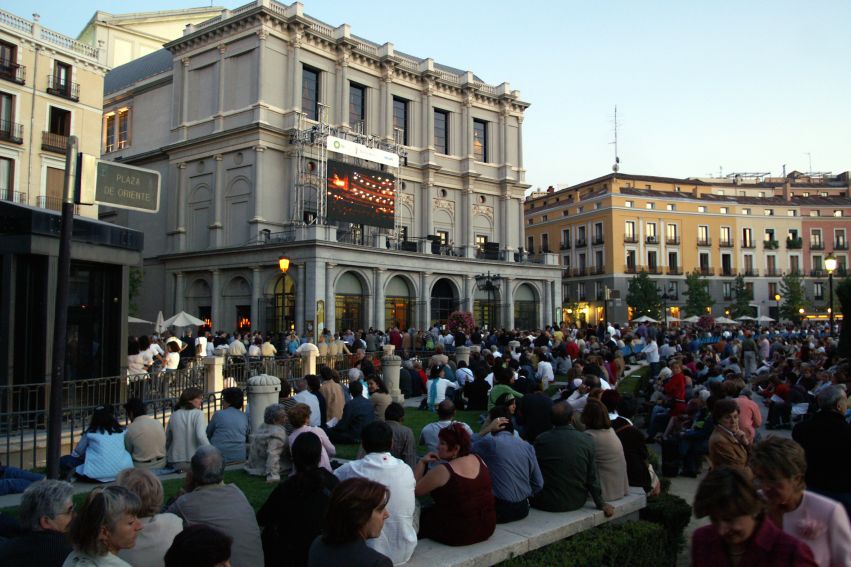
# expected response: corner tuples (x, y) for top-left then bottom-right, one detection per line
(805, 152), (812, 175)
(610, 105), (620, 172)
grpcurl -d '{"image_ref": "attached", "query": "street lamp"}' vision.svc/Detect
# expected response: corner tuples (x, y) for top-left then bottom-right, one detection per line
(475, 272), (502, 330)
(658, 282), (675, 335)
(825, 253), (837, 337)
(774, 293), (781, 321)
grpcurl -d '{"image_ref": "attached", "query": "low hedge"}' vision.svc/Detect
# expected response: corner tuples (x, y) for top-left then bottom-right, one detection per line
(500, 520), (667, 567)
(640, 492), (693, 565)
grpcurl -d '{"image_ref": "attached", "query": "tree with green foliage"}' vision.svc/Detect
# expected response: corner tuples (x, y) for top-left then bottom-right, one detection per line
(779, 272), (809, 323)
(683, 270), (712, 317)
(627, 270), (662, 320)
(728, 275), (753, 318)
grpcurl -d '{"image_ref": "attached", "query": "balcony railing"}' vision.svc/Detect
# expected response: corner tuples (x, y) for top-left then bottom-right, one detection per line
(646, 266), (662, 275)
(575, 266), (587, 276)
(0, 119), (23, 144)
(836, 267), (849, 277)
(741, 240), (756, 249)
(560, 241), (571, 250)
(42, 131), (68, 153)
(46, 75), (80, 101)
(0, 189), (27, 204)
(699, 267), (714, 276)
(765, 268), (779, 277)
(810, 241), (824, 250)
(575, 238), (587, 247)
(810, 269), (824, 277)
(666, 237), (680, 245)
(697, 238), (712, 247)
(591, 266), (605, 275)
(0, 60), (25, 84)
(645, 236), (659, 244)
(835, 241), (848, 250)
(786, 237), (803, 249)
(742, 269), (759, 277)
(592, 236), (605, 245)
(720, 267), (734, 277)
(624, 264), (637, 274)
(623, 235), (638, 244)
(763, 240), (779, 250)
(719, 239), (734, 248)
(788, 267), (801, 276)
(667, 266), (683, 275)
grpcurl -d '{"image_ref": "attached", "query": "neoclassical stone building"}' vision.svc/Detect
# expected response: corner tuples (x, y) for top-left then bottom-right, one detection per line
(101, 0), (561, 335)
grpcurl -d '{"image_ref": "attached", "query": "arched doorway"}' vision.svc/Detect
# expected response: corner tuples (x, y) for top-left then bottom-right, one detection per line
(336, 271), (365, 331)
(385, 276), (413, 330)
(430, 278), (459, 326)
(514, 283), (539, 331)
(273, 275), (296, 334)
(186, 278), (212, 331)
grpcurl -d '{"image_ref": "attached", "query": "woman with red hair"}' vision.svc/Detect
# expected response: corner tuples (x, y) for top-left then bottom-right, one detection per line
(414, 423), (496, 546)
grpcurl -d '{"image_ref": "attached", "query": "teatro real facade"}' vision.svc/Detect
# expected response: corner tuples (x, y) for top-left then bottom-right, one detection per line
(100, 0), (562, 336)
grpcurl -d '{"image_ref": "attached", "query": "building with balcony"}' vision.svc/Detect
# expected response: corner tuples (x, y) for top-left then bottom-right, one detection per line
(0, 9), (107, 216)
(100, 1), (561, 335)
(525, 172), (851, 325)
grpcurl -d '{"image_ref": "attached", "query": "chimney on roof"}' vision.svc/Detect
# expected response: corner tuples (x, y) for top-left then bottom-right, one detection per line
(783, 178), (792, 201)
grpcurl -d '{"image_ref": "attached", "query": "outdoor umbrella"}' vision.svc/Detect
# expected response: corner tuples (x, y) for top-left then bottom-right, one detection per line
(756, 315), (775, 322)
(632, 315), (659, 323)
(128, 316), (152, 324)
(665, 315), (681, 322)
(736, 315), (757, 321)
(682, 315), (700, 323)
(715, 316), (737, 325)
(163, 311), (206, 327)
(155, 311), (166, 334)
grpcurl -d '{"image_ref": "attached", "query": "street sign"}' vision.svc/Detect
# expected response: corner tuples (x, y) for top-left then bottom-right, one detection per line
(77, 155), (160, 213)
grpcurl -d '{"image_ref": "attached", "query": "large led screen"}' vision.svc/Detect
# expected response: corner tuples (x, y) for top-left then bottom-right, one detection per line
(326, 160), (396, 229)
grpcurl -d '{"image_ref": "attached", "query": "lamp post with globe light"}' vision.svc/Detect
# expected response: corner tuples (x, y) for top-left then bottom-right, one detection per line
(825, 254), (837, 337)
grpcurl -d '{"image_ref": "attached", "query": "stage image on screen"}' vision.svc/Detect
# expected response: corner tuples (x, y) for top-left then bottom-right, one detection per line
(326, 160), (396, 229)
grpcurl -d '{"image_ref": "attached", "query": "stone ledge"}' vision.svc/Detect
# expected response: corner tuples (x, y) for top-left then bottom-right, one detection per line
(405, 488), (646, 567)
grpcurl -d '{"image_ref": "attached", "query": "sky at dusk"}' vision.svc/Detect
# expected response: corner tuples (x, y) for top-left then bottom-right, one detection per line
(6, 0), (851, 192)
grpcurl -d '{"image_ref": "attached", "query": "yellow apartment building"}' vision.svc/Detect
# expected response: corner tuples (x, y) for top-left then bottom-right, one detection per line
(0, 10), (108, 218)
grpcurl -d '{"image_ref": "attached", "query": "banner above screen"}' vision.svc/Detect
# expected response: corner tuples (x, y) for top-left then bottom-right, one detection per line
(326, 136), (401, 168)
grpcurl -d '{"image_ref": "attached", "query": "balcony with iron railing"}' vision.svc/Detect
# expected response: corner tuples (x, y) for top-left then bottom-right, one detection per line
(560, 241), (571, 250)
(0, 189), (27, 204)
(646, 266), (662, 275)
(786, 237), (803, 249)
(810, 269), (824, 277)
(645, 235), (659, 244)
(592, 235), (605, 245)
(810, 241), (824, 250)
(667, 266), (683, 275)
(42, 131), (68, 153)
(835, 240), (848, 250)
(742, 268), (759, 277)
(591, 266), (605, 275)
(46, 75), (79, 101)
(624, 264), (637, 274)
(719, 239), (734, 248)
(699, 266), (714, 276)
(697, 238), (712, 247)
(666, 237), (680, 245)
(575, 238), (587, 247)
(764, 267), (779, 277)
(0, 119), (23, 144)
(720, 267), (734, 277)
(836, 267), (849, 277)
(0, 59), (25, 84)
(741, 240), (756, 249)
(763, 240), (780, 250)
(623, 234), (638, 244)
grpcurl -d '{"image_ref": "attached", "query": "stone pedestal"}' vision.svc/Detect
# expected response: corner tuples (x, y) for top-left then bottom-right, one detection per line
(247, 374), (281, 434)
(382, 354), (403, 402)
(203, 356), (224, 394)
(382, 344), (396, 357)
(454, 346), (471, 365)
(297, 342), (319, 375)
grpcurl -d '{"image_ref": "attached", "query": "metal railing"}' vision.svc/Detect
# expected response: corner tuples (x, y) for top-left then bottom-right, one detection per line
(42, 131), (69, 153)
(0, 119), (23, 143)
(697, 238), (712, 247)
(0, 189), (27, 203)
(623, 235), (638, 244)
(222, 355), (304, 389)
(0, 60), (25, 84)
(719, 239), (734, 248)
(46, 75), (80, 101)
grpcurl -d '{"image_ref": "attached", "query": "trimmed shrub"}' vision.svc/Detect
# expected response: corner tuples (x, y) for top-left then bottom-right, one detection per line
(640, 492), (692, 565)
(500, 521), (667, 567)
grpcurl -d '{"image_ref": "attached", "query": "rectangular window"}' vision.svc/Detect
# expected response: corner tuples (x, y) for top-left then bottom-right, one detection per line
(434, 109), (449, 154)
(577, 226), (586, 246)
(527, 235), (534, 252)
(698, 206), (706, 213)
(787, 210), (797, 216)
(721, 253), (732, 275)
(811, 229), (823, 247)
(790, 256), (800, 274)
(698, 225), (710, 245)
(48, 106), (71, 136)
(720, 226), (732, 246)
(624, 221), (636, 242)
(349, 83), (365, 129)
(834, 210), (843, 217)
(742, 228), (754, 247)
(666, 203), (676, 211)
(577, 282), (586, 300)
(118, 109), (129, 148)
(475, 234), (488, 252)
(809, 210), (819, 217)
(626, 250), (636, 270)
(0, 156), (13, 199)
(393, 96), (409, 145)
(836, 229), (847, 248)
(561, 229), (570, 248)
(814, 282), (824, 301)
(768, 282), (778, 298)
(436, 230), (449, 245)
(473, 119), (487, 162)
(301, 66), (320, 121)
(594, 222), (603, 244)
(645, 202), (655, 209)
(625, 200), (634, 208)
(647, 250), (658, 269)
(813, 255), (823, 271)
(723, 282), (732, 300)
(668, 251), (678, 271)
(646, 222), (657, 242)
(666, 223), (678, 244)
(742, 208), (751, 215)
(104, 113), (115, 151)
(699, 252), (710, 269)
(595, 250), (603, 268)
(542, 233), (550, 253)
(720, 207), (728, 214)
(744, 255), (754, 272)
(764, 209), (774, 216)
(0, 41), (16, 68)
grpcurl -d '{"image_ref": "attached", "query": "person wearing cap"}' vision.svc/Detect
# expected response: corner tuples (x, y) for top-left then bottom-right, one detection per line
(487, 366), (524, 412)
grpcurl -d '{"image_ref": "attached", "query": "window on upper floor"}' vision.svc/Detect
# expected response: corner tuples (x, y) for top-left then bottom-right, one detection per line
(475, 233), (488, 252)
(302, 66), (320, 121)
(646, 202), (655, 209)
(0, 156), (14, 199)
(49, 61), (77, 100)
(434, 108), (449, 155)
(349, 82), (366, 131)
(742, 208), (751, 215)
(528, 235), (534, 252)
(436, 230), (449, 245)
(764, 209), (774, 216)
(834, 210), (843, 217)
(625, 200), (634, 208)
(103, 108), (131, 152)
(473, 119), (488, 162)
(720, 207), (728, 214)
(393, 96), (409, 145)
(0, 41), (23, 84)
(666, 203), (676, 211)
(787, 210), (797, 216)
(698, 206), (706, 213)
(809, 210), (820, 217)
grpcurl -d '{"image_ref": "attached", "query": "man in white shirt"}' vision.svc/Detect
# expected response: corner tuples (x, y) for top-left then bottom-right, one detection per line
(228, 338), (247, 356)
(195, 333), (208, 357)
(419, 400), (473, 453)
(293, 380), (321, 427)
(334, 421), (417, 565)
(642, 337), (660, 380)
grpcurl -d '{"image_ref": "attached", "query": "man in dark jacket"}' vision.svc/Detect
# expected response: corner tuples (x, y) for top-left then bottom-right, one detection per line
(326, 380), (375, 444)
(792, 385), (851, 518)
(0, 480), (73, 567)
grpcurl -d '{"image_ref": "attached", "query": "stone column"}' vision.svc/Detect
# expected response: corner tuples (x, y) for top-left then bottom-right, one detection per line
(420, 272), (431, 329)
(374, 268), (386, 332)
(382, 73), (394, 140)
(256, 28), (267, 110)
(421, 181), (432, 238)
(174, 272), (185, 313)
(499, 192), (510, 257)
(455, 345), (470, 365)
(498, 102), (508, 165)
(464, 275), (475, 313)
(288, 31), (303, 112)
(462, 91), (472, 157)
(180, 57), (190, 131)
(212, 154), (224, 247)
(211, 269), (221, 330)
(325, 262), (336, 335)
(503, 276), (515, 330)
(251, 267), (261, 332)
(247, 374), (281, 434)
(296, 263), (306, 335)
(462, 184), (474, 257)
(176, 162), (187, 251)
(203, 356), (224, 393)
(299, 342), (318, 375)
(423, 80), (434, 150)
(541, 280), (550, 330)
(337, 49), (349, 126)
(216, 43), (226, 130)
(382, 354), (403, 402)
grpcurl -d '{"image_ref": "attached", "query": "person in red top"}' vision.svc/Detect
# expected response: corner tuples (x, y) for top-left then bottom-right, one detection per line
(565, 337), (580, 361)
(691, 467), (816, 567)
(663, 360), (687, 418)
